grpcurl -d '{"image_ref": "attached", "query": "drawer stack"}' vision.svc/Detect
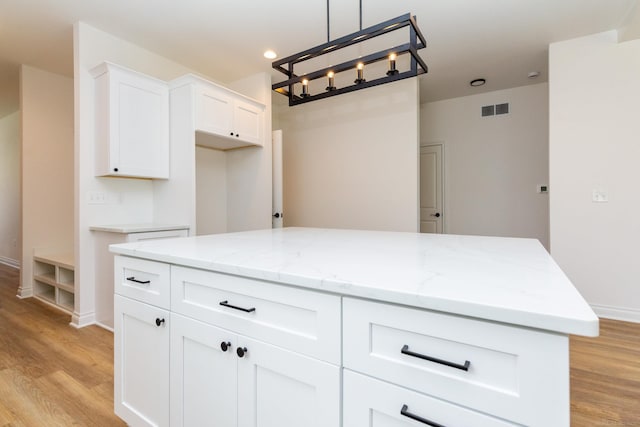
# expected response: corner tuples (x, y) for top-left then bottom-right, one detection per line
(342, 297), (570, 426)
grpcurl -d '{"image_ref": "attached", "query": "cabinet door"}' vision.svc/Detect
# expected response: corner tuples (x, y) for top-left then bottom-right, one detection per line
(237, 337), (340, 427)
(233, 99), (263, 146)
(196, 86), (234, 137)
(170, 313), (237, 427)
(113, 74), (169, 178)
(94, 64), (170, 179)
(114, 295), (170, 427)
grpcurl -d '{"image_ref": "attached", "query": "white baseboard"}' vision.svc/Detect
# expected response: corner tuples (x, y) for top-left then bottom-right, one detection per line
(70, 311), (96, 329)
(591, 304), (640, 324)
(0, 256), (20, 269)
(16, 287), (33, 298)
(95, 321), (114, 333)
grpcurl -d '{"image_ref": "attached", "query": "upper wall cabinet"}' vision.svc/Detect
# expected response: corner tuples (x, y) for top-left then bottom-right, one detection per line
(174, 75), (265, 150)
(91, 62), (170, 179)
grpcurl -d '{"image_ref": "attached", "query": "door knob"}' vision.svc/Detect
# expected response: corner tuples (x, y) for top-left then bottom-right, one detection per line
(430, 213), (441, 218)
(273, 212), (282, 218)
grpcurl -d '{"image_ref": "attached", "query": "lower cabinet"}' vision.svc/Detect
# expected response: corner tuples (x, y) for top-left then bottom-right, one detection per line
(343, 370), (518, 427)
(114, 295), (170, 427)
(170, 313), (340, 427)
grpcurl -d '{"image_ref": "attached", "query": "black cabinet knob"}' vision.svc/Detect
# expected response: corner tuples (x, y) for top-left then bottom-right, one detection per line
(273, 213), (280, 218)
(220, 341), (231, 352)
(155, 318), (165, 327)
(236, 134), (240, 138)
(230, 132), (234, 136)
(113, 167), (119, 172)
(236, 346), (248, 358)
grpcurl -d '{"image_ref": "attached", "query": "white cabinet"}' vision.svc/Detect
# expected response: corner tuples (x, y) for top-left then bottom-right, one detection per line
(343, 370), (518, 427)
(91, 62), (170, 179)
(342, 297), (570, 426)
(115, 257), (341, 427)
(170, 313), (237, 427)
(114, 294), (170, 427)
(170, 313), (340, 427)
(191, 77), (265, 150)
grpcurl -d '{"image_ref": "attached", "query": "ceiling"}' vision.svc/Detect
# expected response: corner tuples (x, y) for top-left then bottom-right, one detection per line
(0, 0), (637, 117)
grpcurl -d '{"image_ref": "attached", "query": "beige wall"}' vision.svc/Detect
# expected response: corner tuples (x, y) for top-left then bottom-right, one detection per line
(549, 30), (640, 322)
(19, 65), (74, 295)
(421, 83), (550, 249)
(0, 111), (21, 267)
(276, 78), (420, 232)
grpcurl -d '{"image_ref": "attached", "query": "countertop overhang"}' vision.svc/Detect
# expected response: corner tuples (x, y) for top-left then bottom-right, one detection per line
(109, 227), (599, 337)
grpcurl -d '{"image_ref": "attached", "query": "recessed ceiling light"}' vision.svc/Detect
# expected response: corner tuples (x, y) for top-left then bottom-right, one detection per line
(264, 50), (277, 59)
(470, 78), (486, 87)
(528, 71), (540, 79)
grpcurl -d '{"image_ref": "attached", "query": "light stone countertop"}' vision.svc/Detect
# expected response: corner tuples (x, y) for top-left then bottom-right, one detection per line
(90, 223), (190, 234)
(109, 227), (599, 337)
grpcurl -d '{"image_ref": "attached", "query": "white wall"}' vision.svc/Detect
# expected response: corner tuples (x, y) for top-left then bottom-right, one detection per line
(196, 145), (227, 234)
(549, 31), (640, 322)
(421, 84), (550, 249)
(620, 1), (640, 42)
(227, 73), (273, 232)
(276, 78), (420, 232)
(19, 66), (74, 296)
(0, 111), (20, 267)
(74, 22), (198, 327)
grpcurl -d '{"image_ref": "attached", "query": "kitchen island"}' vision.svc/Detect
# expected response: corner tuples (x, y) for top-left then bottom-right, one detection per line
(110, 227), (598, 427)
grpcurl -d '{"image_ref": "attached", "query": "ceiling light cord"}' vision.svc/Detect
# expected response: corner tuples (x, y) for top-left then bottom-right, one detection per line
(327, 0), (330, 42)
(359, 0), (363, 31)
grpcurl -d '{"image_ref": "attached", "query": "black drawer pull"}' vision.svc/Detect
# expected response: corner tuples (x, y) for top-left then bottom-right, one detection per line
(220, 341), (231, 352)
(401, 345), (471, 371)
(401, 405), (445, 427)
(155, 318), (165, 327)
(219, 300), (256, 313)
(126, 276), (150, 284)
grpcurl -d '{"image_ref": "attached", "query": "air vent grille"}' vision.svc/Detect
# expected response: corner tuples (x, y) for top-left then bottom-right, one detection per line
(481, 102), (509, 117)
(481, 105), (495, 117)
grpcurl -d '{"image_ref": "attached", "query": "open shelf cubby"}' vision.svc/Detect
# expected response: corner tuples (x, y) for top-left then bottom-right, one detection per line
(33, 253), (75, 314)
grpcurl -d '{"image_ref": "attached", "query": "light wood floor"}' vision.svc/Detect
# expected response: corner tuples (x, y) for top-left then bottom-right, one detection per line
(0, 264), (125, 426)
(1, 263), (639, 426)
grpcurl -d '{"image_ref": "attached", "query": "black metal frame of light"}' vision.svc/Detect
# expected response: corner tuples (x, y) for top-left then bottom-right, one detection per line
(272, 13), (428, 107)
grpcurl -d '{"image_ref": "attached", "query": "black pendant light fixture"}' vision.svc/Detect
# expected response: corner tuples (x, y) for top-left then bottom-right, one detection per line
(272, 0), (428, 106)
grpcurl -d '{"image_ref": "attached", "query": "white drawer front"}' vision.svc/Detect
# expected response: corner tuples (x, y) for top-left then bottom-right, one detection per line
(343, 370), (518, 427)
(171, 266), (341, 364)
(114, 256), (170, 309)
(343, 298), (569, 426)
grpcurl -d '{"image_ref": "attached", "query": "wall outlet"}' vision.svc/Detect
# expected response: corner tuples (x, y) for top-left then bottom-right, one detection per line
(592, 189), (608, 203)
(87, 191), (107, 204)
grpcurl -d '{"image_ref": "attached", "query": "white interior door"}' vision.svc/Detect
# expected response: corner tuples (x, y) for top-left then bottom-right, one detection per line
(420, 144), (443, 233)
(272, 130), (283, 228)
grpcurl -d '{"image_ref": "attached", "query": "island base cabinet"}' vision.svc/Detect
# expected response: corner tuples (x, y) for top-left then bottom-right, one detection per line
(170, 313), (340, 427)
(114, 295), (170, 427)
(343, 370), (518, 427)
